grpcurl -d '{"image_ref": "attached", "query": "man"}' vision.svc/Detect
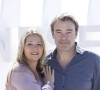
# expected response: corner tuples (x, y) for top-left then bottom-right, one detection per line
(43, 13), (100, 90)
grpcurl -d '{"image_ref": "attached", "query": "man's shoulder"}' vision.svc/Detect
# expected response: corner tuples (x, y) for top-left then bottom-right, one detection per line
(83, 50), (100, 61)
(46, 52), (53, 59)
(43, 52), (53, 65)
(84, 50), (99, 56)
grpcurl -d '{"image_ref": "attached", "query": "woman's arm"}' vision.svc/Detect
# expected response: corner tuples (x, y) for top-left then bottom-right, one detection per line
(6, 66), (54, 90)
(11, 71), (41, 90)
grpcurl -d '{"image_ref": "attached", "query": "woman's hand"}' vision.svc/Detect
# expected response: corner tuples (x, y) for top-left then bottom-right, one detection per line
(44, 66), (55, 84)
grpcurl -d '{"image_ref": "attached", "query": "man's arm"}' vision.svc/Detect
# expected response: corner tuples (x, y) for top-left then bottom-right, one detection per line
(93, 55), (100, 90)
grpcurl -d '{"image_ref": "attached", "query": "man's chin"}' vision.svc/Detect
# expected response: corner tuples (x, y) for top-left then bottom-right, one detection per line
(58, 47), (70, 51)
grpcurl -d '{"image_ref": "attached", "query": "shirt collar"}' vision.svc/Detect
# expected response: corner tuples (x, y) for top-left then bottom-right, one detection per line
(75, 42), (84, 55)
(52, 42), (84, 58)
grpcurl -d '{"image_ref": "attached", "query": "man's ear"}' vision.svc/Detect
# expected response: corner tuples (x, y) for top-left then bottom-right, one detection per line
(51, 30), (54, 39)
(75, 30), (78, 38)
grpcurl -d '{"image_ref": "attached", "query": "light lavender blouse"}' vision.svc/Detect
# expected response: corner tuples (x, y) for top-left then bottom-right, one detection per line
(6, 62), (54, 90)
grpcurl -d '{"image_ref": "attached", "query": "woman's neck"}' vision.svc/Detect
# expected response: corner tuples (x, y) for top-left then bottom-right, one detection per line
(27, 61), (37, 72)
(27, 61), (41, 82)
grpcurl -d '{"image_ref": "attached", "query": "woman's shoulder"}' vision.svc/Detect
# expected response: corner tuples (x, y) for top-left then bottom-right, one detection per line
(11, 62), (36, 80)
(11, 62), (29, 72)
(10, 62), (36, 81)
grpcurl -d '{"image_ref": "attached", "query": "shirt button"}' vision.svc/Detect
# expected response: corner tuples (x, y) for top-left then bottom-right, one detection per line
(62, 72), (65, 75)
(62, 86), (64, 88)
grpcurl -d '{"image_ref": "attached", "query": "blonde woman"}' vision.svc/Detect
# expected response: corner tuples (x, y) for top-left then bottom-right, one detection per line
(6, 28), (54, 90)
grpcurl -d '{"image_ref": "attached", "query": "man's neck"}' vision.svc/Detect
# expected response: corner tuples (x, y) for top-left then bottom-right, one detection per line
(56, 45), (76, 69)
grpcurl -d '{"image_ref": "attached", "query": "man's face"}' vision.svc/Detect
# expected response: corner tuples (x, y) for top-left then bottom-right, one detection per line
(52, 20), (78, 52)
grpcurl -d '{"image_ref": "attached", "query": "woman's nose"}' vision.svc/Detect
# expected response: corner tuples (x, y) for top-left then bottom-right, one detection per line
(33, 45), (38, 50)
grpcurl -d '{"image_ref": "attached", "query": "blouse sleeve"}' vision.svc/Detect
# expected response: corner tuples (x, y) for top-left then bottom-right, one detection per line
(11, 71), (54, 90)
(11, 71), (41, 90)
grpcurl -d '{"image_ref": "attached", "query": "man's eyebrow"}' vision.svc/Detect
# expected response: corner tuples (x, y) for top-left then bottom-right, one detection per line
(67, 29), (73, 31)
(55, 29), (73, 31)
(55, 29), (61, 31)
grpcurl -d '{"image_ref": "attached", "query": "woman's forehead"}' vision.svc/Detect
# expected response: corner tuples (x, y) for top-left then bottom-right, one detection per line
(26, 34), (42, 42)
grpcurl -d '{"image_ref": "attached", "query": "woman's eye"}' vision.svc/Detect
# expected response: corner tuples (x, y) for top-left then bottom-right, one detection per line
(28, 43), (32, 45)
(37, 44), (42, 46)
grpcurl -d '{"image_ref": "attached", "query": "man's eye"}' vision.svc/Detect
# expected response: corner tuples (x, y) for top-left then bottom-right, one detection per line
(57, 32), (61, 33)
(67, 32), (72, 34)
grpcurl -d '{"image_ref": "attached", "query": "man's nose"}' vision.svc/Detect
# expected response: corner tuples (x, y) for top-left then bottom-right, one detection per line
(61, 34), (68, 39)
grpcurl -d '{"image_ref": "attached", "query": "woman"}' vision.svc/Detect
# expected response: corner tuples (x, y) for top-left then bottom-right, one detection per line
(6, 28), (54, 90)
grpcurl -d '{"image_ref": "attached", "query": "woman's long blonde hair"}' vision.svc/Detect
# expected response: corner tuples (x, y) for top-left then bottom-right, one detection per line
(17, 28), (46, 76)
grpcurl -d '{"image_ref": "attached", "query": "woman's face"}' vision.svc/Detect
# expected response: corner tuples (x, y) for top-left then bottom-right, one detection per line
(24, 34), (44, 63)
